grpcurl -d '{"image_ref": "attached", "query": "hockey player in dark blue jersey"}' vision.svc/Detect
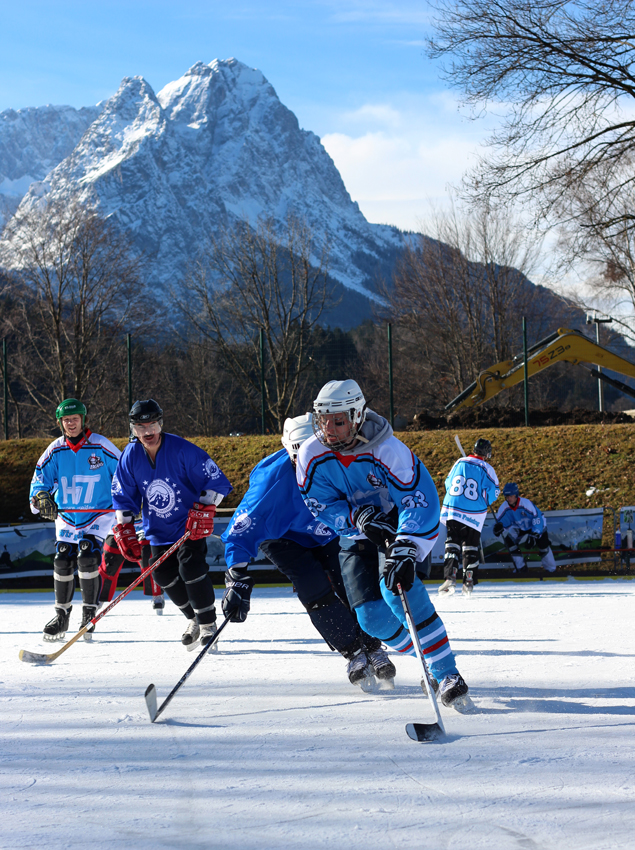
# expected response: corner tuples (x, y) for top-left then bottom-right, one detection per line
(439, 438), (500, 596)
(29, 398), (121, 641)
(296, 379), (470, 709)
(494, 483), (557, 573)
(221, 413), (396, 688)
(111, 399), (233, 649)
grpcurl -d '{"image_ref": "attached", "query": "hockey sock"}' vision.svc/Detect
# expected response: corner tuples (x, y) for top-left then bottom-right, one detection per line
(380, 579), (459, 681)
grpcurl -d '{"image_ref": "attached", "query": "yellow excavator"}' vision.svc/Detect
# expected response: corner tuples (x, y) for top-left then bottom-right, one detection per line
(445, 327), (635, 412)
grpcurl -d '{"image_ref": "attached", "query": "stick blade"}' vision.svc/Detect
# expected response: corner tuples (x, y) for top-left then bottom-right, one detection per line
(406, 722), (445, 743)
(145, 684), (158, 723)
(19, 648), (52, 664)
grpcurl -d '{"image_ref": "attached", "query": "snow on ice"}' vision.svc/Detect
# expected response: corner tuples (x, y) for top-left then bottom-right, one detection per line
(2, 578), (634, 849)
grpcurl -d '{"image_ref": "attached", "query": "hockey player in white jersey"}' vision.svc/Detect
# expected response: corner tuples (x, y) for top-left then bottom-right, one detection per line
(494, 483), (557, 573)
(439, 438), (500, 596)
(296, 379), (470, 709)
(29, 399), (121, 641)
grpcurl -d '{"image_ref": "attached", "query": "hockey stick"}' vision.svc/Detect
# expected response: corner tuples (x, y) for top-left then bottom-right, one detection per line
(453, 434), (486, 566)
(145, 614), (232, 722)
(19, 531), (191, 664)
(398, 583), (446, 742)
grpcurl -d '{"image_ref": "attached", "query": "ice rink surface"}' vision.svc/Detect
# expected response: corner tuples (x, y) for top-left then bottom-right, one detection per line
(2, 578), (634, 850)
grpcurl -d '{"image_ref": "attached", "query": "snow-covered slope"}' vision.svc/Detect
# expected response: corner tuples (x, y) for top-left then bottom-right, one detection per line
(4, 60), (403, 311)
(0, 103), (101, 228)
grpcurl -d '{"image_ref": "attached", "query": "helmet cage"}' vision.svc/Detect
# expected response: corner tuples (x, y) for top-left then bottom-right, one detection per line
(313, 404), (366, 451)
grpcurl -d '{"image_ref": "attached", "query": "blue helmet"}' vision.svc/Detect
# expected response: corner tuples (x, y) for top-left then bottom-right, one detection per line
(503, 482), (519, 497)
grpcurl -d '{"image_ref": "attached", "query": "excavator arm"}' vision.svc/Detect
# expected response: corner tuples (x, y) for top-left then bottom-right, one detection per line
(446, 328), (635, 412)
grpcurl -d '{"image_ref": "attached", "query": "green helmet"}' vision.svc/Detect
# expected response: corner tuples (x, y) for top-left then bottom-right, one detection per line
(55, 398), (87, 425)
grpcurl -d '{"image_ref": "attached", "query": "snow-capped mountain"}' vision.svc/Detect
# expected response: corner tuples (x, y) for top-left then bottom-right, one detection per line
(0, 103), (101, 228)
(2, 60), (404, 320)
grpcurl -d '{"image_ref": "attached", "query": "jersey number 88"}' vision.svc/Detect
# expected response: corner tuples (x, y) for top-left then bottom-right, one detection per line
(449, 475), (479, 501)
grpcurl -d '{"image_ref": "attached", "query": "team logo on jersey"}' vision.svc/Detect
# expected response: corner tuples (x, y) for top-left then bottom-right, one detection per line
(146, 479), (176, 517)
(313, 522), (331, 536)
(204, 458), (222, 480)
(401, 490), (428, 509)
(400, 519), (420, 533)
(335, 516), (347, 529)
(87, 454), (104, 470)
(230, 511), (253, 535)
(367, 472), (382, 489)
(33, 473), (44, 484)
(304, 497), (325, 517)
(111, 473), (123, 496)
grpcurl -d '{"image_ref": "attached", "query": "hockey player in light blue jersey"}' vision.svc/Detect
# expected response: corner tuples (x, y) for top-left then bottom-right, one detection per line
(296, 379), (470, 709)
(494, 482), (557, 573)
(29, 398), (121, 642)
(439, 437), (500, 596)
(222, 413), (396, 688)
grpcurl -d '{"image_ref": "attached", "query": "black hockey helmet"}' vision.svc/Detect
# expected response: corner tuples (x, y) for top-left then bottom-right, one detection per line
(473, 438), (492, 459)
(129, 399), (163, 424)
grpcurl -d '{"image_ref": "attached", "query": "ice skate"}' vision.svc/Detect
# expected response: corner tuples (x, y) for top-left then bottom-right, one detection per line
(439, 673), (474, 712)
(199, 622), (219, 653)
(80, 606), (97, 641)
(42, 607), (71, 642)
(181, 618), (200, 647)
(438, 577), (456, 595)
(462, 570), (474, 596)
(367, 646), (396, 689)
(346, 649), (375, 692)
(152, 594), (165, 615)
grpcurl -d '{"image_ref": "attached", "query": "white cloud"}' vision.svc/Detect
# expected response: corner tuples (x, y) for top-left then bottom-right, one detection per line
(321, 97), (493, 231)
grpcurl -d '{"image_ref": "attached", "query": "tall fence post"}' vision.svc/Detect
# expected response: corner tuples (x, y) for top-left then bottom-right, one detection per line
(259, 328), (266, 435)
(3, 338), (8, 441)
(387, 323), (394, 427)
(126, 333), (132, 416)
(523, 317), (529, 427)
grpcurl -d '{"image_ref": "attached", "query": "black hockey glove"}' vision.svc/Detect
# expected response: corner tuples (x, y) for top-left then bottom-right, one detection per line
(352, 505), (398, 550)
(525, 533), (538, 549)
(382, 540), (418, 594)
(222, 568), (255, 623)
(493, 522), (504, 537)
(32, 491), (58, 521)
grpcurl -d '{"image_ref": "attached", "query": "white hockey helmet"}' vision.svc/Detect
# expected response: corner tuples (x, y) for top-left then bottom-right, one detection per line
(281, 413), (314, 462)
(312, 379), (366, 450)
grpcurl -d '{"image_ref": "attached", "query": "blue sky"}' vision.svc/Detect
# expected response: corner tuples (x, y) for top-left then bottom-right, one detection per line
(0, 0), (495, 231)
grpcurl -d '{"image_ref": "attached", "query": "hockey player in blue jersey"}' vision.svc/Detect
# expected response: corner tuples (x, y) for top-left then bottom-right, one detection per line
(494, 483), (557, 573)
(296, 379), (470, 709)
(111, 399), (233, 649)
(29, 398), (121, 641)
(439, 438), (500, 596)
(221, 413), (396, 688)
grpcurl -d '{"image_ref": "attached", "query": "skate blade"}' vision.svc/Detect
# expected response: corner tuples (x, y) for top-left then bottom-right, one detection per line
(82, 632), (94, 642)
(154, 608), (164, 615)
(438, 586), (456, 596)
(448, 693), (478, 714)
(19, 649), (52, 664)
(376, 677), (395, 691)
(461, 585), (473, 597)
(145, 684), (158, 722)
(356, 673), (377, 693)
(406, 722), (445, 742)
(42, 633), (65, 642)
(186, 639), (219, 653)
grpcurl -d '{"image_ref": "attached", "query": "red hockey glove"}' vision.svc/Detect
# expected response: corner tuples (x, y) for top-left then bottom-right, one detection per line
(185, 503), (216, 540)
(113, 522), (143, 563)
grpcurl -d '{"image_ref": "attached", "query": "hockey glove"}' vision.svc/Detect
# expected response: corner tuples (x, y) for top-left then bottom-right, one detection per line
(113, 522), (143, 563)
(352, 505), (398, 550)
(524, 533), (538, 550)
(185, 503), (216, 540)
(382, 540), (418, 594)
(31, 491), (58, 521)
(493, 522), (504, 537)
(222, 568), (255, 623)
